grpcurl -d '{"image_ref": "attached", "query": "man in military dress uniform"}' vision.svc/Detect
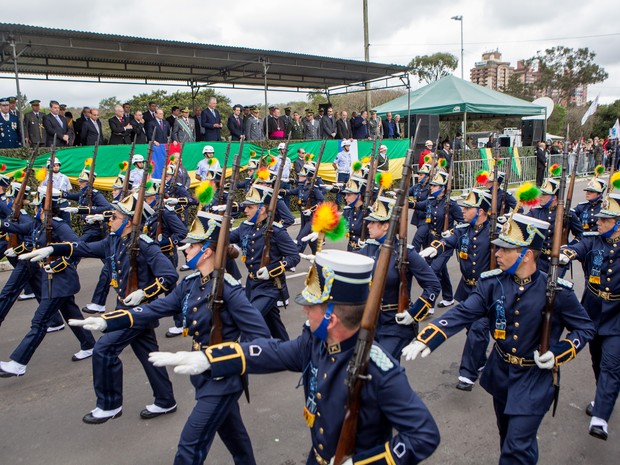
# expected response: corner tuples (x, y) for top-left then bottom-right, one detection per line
(409, 163), (431, 250)
(0, 98), (21, 148)
(342, 176), (366, 251)
(572, 177), (607, 232)
(147, 249), (441, 465)
(23, 100), (46, 147)
(244, 106), (264, 141)
(404, 213), (595, 465)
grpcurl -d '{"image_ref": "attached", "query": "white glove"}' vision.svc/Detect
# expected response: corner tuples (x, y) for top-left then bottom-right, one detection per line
(419, 247), (437, 259)
(402, 340), (431, 361)
(302, 209), (312, 216)
(256, 267), (270, 280)
(559, 254), (570, 265)
(299, 253), (316, 262)
(4, 248), (17, 258)
(328, 458), (353, 465)
(534, 350), (555, 370)
(123, 289), (146, 306)
(357, 239), (366, 248)
(322, 185), (334, 192)
(18, 246), (53, 262)
(496, 215), (508, 224)
(85, 214), (105, 224)
(395, 311), (415, 326)
(302, 231), (319, 243)
(149, 351), (211, 375)
(68, 317), (108, 332)
(211, 204), (227, 212)
(441, 230), (452, 238)
(384, 190), (397, 198)
(177, 243), (191, 252)
(164, 198), (179, 206)
(61, 207), (79, 214)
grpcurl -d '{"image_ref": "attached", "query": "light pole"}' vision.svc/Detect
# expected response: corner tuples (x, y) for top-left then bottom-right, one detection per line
(451, 15), (464, 80)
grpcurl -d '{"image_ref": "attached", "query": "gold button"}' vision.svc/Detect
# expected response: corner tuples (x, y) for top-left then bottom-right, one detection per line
(608, 278), (611, 282)
(473, 262), (476, 265)
(473, 237), (477, 241)
(515, 322), (520, 328)
(323, 373), (327, 379)
(317, 412), (321, 417)
(515, 310), (520, 315)
(331, 357), (335, 362)
(317, 392), (322, 400)
(519, 286), (524, 291)
(192, 320), (197, 325)
(194, 331), (199, 336)
(318, 444), (324, 451)
(193, 308), (197, 313)
(516, 297), (520, 301)
(610, 260), (614, 263)
(609, 269), (613, 273)
(472, 270), (476, 274)
(606, 287), (610, 291)
(513, 335), (518, 340)
(319, 428), (324, 434)
(512, 348), (517, 353)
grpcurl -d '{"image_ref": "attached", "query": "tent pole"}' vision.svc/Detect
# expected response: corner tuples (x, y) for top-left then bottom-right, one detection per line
(9, 37), (26, 147)
(406, 73), (412, 139)
(262, 57), (269, 141)
(463, 112), (467, 160)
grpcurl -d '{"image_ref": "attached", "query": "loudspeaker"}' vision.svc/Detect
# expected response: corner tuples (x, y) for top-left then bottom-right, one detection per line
(405, 114), (440, 152)
(318, 103), (331, 113)
(521, 120), (545, 146)
(498, 136), (511, 147)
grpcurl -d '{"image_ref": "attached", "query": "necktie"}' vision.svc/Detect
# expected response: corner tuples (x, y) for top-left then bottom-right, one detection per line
(93, 120), (100, 134)
(55, 115), (62, 125)
(159, 120), (164, 130)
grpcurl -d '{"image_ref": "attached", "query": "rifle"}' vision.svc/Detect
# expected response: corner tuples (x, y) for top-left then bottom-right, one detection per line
(304, 138), (327, 210)
(155, 144), (174, 240)
(499, 149), (514, 217)
(398, 122), (422, 313)
(125, 130), (155, 297)
(44, 135), (58, 299)
(561, 132), (579, 245)
(359, 137), (380, 242)
(86, 137), (100, 208)
(540, 151), (568, 418)
(442, 157), (453, 231)
(218, 137), (232, 205)
(121, 135), (137, 199)
(333, 138), (416, 465)
(8, 145), (39, 248)
(489, 148), (500, 270)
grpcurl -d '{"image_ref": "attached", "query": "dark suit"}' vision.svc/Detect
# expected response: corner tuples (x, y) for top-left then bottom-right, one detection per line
(143, 110), (157, 127)
(147, 118), (170, 144)
(109, 116), (132, 145)
(81, 119), (105, 146)
(201, 108), (222, 141)
(73, 115), (88, 146)
(131, 119), (148, 144)
(382, 119), (397, 139)
(191, 115), (204, 142)
(166, 115), (178, 129)
(351, 115), (368, 140)
(43, 113), (69, 146)
(320, 116), (337, 139)
(227, 114), (244, 141)
(335, 118), (352, 139)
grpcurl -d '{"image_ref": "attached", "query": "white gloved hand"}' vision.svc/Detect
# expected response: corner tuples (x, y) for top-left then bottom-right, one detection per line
(177, 243), (191, 252)
(61, 207), (79, 214)
(164, 198), (179, 206)
(496, 215), (508, 224)
(534, 350), (555, 370)
(322, 185), (334, 192)
(256, 267), (270, 280)
(302, 209), (312, 216)
(419, 247), (437, 259)
(395, 311), (415, 326)
(328, 458), (353, 465)
(18, 246), (53, 262)
(441, 230), (452, 238)
(85, 214), (105, 224)
(211, 204), (227, 212)
(68, 317), (108, 332)
(123, 289), (146, 306)
(4, 248), (17, 258)
(559, 254), (570, 265)
(149, 351), (211, 375)
(402, 340), (431, 361)
(384, 190), (397, 198)
(302, 231), (319, 243)
(299, 253), (316, 262)
(357, 239), (366, 248)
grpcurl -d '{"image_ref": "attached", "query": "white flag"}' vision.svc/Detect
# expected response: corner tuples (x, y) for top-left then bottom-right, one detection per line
(581, 95), (599, 125)
(611, 119), (620, 139)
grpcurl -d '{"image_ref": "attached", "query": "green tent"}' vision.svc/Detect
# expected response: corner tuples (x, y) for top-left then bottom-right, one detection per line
(374, 75), (546, 121)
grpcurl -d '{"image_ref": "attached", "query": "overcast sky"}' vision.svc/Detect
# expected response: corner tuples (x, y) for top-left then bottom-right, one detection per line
(2, 0), (619, 110)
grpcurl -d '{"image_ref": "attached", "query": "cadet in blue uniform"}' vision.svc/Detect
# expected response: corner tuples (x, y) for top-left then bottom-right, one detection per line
(404, 213), (595, 465)
(341, 176), (366, 251)
(420, 188), (494, 391)
(71, 211), (270, 464)
(409, 163), (431, 251)
(560, 192), (620, 440)
(149, 249), (441, 465)
(527, 177), (582, 273)
(288, 162), (326, 253)
(236, 159), (258, 192)
(356, 196), (440, 359)
(229, 184), (300, 341)
(0, 98), (21, 148)
(572, 176), (606, 232)
(484, 171), (520, 215)
(0, 188), (95, 377)
(20, 192), (179, 423)
(412, 171), (464, 309)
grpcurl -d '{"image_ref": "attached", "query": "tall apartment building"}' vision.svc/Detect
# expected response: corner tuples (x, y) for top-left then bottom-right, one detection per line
(469, 50), (514, 91)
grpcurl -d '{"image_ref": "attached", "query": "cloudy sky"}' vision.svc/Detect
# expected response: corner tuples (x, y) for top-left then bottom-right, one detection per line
(1, 0), (618, 109)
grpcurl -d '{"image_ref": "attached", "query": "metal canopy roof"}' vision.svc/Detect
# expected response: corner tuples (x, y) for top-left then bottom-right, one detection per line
(0, 23), (407, 91)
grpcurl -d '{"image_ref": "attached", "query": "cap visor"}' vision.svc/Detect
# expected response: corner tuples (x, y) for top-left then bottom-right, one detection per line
(491, 238), (520, 249)
(180, 237), (203, 244)
(594, 212), (617, 218)
(294, 293), (313, 306)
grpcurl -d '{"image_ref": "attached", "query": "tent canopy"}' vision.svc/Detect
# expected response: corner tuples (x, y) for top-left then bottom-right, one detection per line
(374, 75), (546, 121)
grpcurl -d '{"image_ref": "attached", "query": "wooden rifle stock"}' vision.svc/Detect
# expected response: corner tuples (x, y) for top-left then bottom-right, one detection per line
(304, 139), (327, 211)
(121, 135), (137, 199)
(333, 142), (417, 465)
(561, 140), (579, 245)
(359, 138), (380, 242)
(218, 137), (232, 205)
(86, 137), (99, 208)
(489, 149), (500, 270)
(155, 144), (173, 240)
(442, 163), (453, 231)
(8, 145), (39, 248)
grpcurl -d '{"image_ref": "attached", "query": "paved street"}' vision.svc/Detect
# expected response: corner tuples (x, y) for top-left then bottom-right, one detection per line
(0, 179), (616, 465)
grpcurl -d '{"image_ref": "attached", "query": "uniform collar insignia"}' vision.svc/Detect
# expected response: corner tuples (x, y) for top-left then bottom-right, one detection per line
(200, 274), (211, 285)
(605, 236), (620, 244)
(328, 343), (341, 354)
(513, 275), (532, 286)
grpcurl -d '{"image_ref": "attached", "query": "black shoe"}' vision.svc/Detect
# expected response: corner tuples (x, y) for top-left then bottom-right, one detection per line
(589, 425), (608, 441)
(456, 381), (474, 392)
(586, 402), (593, 417)
(82, 410), (122, 425)
(82, 306), (105, 315)
(139, 405), (177, 419)
(0, 368), (24, 378)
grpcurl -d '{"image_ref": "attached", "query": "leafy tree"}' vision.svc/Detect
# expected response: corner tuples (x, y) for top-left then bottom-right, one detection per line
(502, 74), (535, 101)
(125, 89), (231, 118)
(408, 53), (458, 84)
(546, 104), (567, 136)
(592, 99), (620, 138)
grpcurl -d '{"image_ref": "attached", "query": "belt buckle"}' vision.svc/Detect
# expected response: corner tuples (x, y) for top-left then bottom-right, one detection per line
(314, 449), (329, 465)
(600, 291), (610, 300)
(508, 354), (523, 366)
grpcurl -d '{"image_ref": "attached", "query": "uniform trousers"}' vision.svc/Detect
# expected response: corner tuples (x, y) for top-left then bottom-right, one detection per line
(493, 398), (545, 465)
(296, 217), (317, 254)
(336, 173), (349, 205)
(11, 295), (95, 365)
(92, 327), (176, 411)
(591, 334), (620, 422)
(247, 290), (289, 341)
(459, 318), (490, 382)
(430, 250), (453, 302)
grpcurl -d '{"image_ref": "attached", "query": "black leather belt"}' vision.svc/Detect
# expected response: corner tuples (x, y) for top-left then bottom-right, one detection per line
(494, 344), (535, 367)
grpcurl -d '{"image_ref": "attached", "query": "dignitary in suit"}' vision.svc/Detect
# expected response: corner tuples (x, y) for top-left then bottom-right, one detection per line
(201, 97), (223, 141)
(147, 109), (171, 145)
(143, 101), (158, 126)
(171, 107), (196, 144)
(73, 107), (91, 146)
(80, 108), (105, 146)
(131, 111), (148, 144)
(166, 106), (180, 130)
(226, 104), (244, 141)
(336, 110), (352, 139)
(0, 99), (21, 148)
(352, 110), (369, 140)
(23, 100), (46, 147)
(303, 111), (321, 140)
(109, 105), (133, 145)
(320, 107), (337, 139)
(192, 107), (204, 142)
(382, 112), (397, 139)
(43, 100), (70, 146)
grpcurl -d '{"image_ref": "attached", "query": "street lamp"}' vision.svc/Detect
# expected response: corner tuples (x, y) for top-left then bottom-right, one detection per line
(451, 15), (464, 80)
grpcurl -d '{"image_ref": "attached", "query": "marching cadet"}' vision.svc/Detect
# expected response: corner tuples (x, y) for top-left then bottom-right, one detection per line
(403, 213), (595, 465)
(129, 154), (146, 187)
(572, 176), (607, 232)
(559, 192), (620, 440)
(409, 163), (431, 251)
(19, 193), (179, 423)
(148, 249), (441, 465)
(419, 189), (493, 391)
(288, 161), (325, 254)
(411, 171), (464, 310)
(341, 176), (366, 251)
(0, 187), (96, 377)
(195, 145), (220, 181)
(357, 196), (440, 359)
(527, 176), (582, 273)
(70, 212), (270, 465)
(236, 159), (258, 192)
(229, 184), (300, 341)
(249, 168), (295, 229)
(485, 171), (519, 214)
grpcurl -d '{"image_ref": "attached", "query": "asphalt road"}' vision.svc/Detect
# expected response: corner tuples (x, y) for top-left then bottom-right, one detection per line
(0, 179), (616, 465)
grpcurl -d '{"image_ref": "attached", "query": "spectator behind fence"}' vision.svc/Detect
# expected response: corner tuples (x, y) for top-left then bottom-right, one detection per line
(367, 110), (382, 139)
(336, 110), (352, 139)
(147, 108), (170, 145)
(245, 106), (264, 141)
(320, 107), (337, 139)
(43, 100), (70, 147)
(288, 112), (304, 140)
(109, 105), (132, 145)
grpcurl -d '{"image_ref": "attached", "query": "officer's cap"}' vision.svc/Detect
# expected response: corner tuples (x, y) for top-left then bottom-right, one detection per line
(595, 193), (620, 218)
(29, 99), (41, 105)
(342, 176), (366, 195)
(364, 195), (395, 222)
(418, 163), (432, 175)
(166, 164), (176, 176)
(203, 145), (215, 154)
(59, 104), (67, 110)
(112, 173), (125, 190)
(5, 182), (30, 198)
(584, 178), (607, 194)
(0, 99), (9, 105)
(247, 159), (258, 170)
(8, 96), (16, 103)
(459, 188), (492, 211)
(540, 178), (559, 196)
(491, 213), (549, 250)
(284, 107), (291, 111)
(144, 180), (159, 196)
(294, 249), (374, 306)
(182, 211), (222, 244)
(430, 171), (449, 186)
(181, 107), (191, 113)
(242, 184), (273, 206)
(269, 105), (277, 110)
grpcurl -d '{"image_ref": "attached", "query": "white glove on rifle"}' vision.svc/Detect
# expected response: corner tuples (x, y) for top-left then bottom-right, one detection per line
(149, 351), (211, 375)
(419, 247), (437, 259)
(559, 254), (570, 265)
(164, 198), (179, 206)
(85, 214), (105, 224)
(18, 246), (53, 262)
(496, 215), (508, 224)
(302, 209), (312, 216)
(123, 289), (146, 306)
(357, 239), (366, 248)
(395, 311), (415, 326)
(534, 350), (555, 370)
(402, 340), (431, 361)
(256, 267), (270, 280)
(4, 248), (17, 258)
(299, 253), (315, 262)
(69, 317), (108, 332)
(61, 206), (79, 214)
(301, 231), (319, 243)
(441, 230), (452, 238)
(211, 205), (227, 212)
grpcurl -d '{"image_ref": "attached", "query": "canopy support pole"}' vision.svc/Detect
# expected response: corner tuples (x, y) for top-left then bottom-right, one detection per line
(463, 112), (467, 160)
(9, 36), (27, 147)
(261, 57), (270, 140)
